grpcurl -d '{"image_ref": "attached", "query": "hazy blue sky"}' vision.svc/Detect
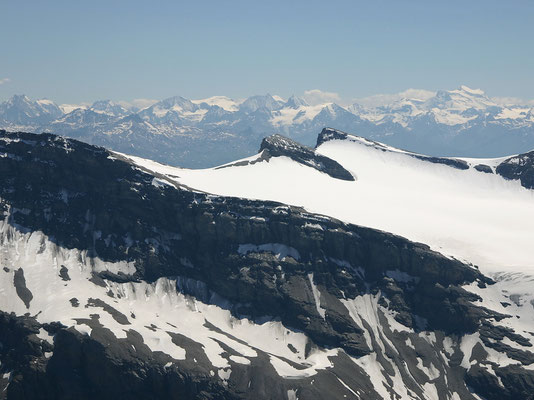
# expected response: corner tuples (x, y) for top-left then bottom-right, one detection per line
(1, 0), (533, 104)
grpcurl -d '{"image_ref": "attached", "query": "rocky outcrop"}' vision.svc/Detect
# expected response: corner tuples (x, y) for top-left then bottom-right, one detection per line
(256, 134), (354, 181)
(474, 164), (493, 173)
(496, 150), (534, 189)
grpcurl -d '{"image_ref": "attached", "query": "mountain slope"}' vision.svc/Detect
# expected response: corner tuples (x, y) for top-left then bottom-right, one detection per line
(0, 95), (62, 127)
(1, 130), (534, 399)
(131, 128), (534, 275)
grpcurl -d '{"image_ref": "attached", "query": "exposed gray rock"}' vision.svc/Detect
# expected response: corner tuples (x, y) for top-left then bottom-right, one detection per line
(59, 265), (70, 281)
(474, 164), (493, 173)
(254, 134), (354, 181)
(496, 151), (534, 189)
(13, 268), (33, 309)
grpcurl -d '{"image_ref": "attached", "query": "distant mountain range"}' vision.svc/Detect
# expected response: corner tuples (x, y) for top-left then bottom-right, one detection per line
(1, 86), (533, 167)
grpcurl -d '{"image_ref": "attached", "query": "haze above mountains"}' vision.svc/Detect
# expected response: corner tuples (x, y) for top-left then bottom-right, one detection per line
(1, 85), (534, 168)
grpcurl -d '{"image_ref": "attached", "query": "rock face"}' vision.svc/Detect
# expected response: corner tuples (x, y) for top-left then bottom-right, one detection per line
(496, 150), (534, 189)
(1, 130), (534, 399)
(474, 164), (493, 173)
(218, 134), (355, 182)
(258, 134), (354, 181)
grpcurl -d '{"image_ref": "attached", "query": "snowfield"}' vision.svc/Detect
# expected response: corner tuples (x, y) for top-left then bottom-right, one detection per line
(124, 132), (534, 277)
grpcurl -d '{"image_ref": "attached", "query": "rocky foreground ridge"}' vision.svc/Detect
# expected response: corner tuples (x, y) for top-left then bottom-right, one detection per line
(0, 130), (534, 399)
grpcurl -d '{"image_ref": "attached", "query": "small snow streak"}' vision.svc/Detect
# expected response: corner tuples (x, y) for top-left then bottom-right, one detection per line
(308, 273), (326, 319)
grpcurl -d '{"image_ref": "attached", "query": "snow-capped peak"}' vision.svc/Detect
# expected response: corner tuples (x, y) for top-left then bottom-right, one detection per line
(285, 95), (309, 109)
(157, 96), (198, 111)
(137, 96), (201, 121)
(89, 100), (129, 116)
(457, 85), (486, 96)
(191, 96), (238, 112)
(427, 86), (494, 110)
(59, 103), (89, 114)
(4, 94), (61, 112)
(239, 94), (284, 113)
(0, 94), (63, 124)
(6, 94), (31, 105)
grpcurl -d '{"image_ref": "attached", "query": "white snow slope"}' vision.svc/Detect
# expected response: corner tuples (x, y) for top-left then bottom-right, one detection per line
(125, 132), (534, 277)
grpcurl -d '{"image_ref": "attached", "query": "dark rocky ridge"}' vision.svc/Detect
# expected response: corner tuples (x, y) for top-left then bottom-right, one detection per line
(1, 130), (533, 399)
(496, 150), (534, 189)
(259, 134), (354, 180)
(218, 134), (354, 181)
